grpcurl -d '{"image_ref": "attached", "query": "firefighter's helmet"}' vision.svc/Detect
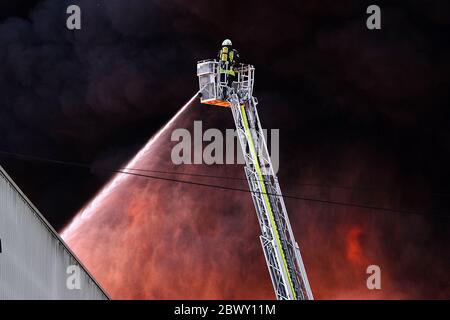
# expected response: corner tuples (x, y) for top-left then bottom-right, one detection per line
(222, 39), (232, 47)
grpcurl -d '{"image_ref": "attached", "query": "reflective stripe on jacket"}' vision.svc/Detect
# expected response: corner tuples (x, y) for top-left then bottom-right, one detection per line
(219, 66), (235, 76)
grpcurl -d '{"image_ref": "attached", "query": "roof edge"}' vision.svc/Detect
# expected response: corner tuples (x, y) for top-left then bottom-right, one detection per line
(0, 164), (111, 300)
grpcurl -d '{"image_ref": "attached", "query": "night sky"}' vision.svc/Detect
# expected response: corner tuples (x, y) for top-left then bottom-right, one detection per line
(0, 0), (449, 298)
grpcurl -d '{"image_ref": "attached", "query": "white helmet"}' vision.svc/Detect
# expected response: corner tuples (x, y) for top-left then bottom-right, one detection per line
(222, 39), (232, 46)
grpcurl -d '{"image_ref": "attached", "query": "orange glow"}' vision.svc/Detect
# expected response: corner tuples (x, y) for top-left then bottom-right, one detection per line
(202, 99), (231, 107)
(345, 226), (368, 267)
(61, 102), (439, 300)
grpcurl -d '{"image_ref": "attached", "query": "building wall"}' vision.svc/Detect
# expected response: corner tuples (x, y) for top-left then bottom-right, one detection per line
(0, 166), (108, 300)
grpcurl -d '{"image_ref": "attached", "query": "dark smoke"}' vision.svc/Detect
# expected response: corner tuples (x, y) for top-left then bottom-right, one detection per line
(0, 0), (449, 298)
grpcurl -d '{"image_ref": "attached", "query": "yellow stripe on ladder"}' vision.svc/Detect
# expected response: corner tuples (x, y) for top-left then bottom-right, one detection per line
(240, 104), (297, 300)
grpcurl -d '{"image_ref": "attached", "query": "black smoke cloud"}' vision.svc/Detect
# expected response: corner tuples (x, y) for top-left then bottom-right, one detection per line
(0, 0), (449, 298)
(0, 0), (208, 225)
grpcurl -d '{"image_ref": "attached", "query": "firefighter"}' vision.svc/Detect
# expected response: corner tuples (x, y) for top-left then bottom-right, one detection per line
(218, 39), (240, 98)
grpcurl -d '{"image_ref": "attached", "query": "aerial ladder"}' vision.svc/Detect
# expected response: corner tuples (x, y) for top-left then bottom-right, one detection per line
(197, 59), (314, 300)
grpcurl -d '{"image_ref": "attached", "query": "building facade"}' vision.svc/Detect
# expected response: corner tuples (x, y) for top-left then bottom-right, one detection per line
(0, 165), (108, 300)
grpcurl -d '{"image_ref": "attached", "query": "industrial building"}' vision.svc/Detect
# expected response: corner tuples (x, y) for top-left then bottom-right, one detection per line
(0, 165), (108, 300)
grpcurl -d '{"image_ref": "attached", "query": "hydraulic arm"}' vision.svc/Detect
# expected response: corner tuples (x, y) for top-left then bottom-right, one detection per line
(197, 60), (313, 300)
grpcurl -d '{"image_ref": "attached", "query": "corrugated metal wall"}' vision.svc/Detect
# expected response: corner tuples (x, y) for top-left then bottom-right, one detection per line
(0, 165), (108, 300)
